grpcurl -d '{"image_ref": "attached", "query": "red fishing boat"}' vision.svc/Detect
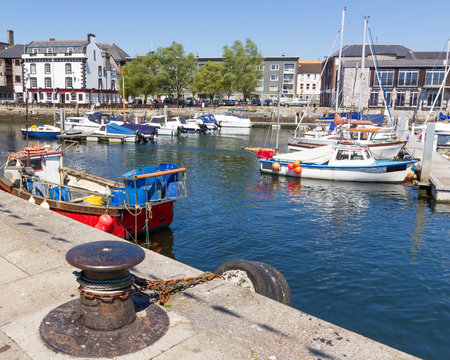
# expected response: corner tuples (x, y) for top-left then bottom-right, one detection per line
(0, 145), (187, 239)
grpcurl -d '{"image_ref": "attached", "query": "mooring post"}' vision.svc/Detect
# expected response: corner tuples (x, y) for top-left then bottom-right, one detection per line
(420, 123), (436, 185)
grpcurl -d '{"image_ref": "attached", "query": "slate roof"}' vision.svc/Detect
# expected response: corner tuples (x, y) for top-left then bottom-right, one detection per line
(406, 51), (447, 60)
(0, 44), (26, 59)
(97, 42), (130, 62)
(28, 40), (88, 48)
(332, 44), (412, 58)
(342, 58), (446, 68)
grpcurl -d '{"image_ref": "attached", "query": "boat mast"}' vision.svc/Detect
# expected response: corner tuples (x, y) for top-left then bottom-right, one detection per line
(335, 7), (346, 113)
(275, 64), (281, 152)
(440, 39), (449, 112)
(358, 16), (368, 116)
(122, 76), (126, 122)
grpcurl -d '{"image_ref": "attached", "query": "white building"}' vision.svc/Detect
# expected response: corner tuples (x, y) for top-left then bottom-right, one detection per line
(297, 60), (322, 105)
(22, 34), (123, 105)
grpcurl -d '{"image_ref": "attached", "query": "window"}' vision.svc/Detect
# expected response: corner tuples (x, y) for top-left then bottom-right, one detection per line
(14, 59), (20, 66)
(45, 63), (51, 74)
(410, 91), (419, 106)
(306, 84), (310, 90)
(30, 77), (37, 88)
(300, 84), (304, 90)
(71, 92), (76, 101)
(374, 70), (394, 86)
(398, 70), (418, 86)
(46, 92), (52, 100)
(65, 63), (72, 74)
(336, 150), (350, 160)
(30, 64), (36, 74)
(98, 66), (102, 76)
(45, 77), (51, 88)
(32, 48), (38, 55)
(395, 92), (405, 107)
(270, 75), (278, 81)
(385, 91), (392, 106)
(98, 79), (103, 89)
(39, 93), (43, 100)
(312, 84), (316, 90)
(111, 80), (115, 90)
(270, 64), (279, 71)
(284, 64), (295, 72)
(283, 84), (293, 90)
(283, 74), (294, 83)
(46, 48), (53, 54)
(78, 93), (83, 101)
(93, 50), (96, 61)
(269, 85), (278, 91)
(67, 47), (74, 54)
(65, 77), (73, 88)
(351, 151), (363, 160)
(426, 91), (441, 107)
(15, 76), (20, 83)
(369, 91), (378, 106)
(425, 70), (445, 86)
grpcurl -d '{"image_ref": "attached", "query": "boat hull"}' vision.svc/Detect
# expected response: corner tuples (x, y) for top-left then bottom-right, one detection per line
(0, 180), (175, 238)
(260, 159), (415, 183)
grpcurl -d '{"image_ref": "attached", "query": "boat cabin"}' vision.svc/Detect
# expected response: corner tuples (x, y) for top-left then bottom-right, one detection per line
(329, 145), (373, 166)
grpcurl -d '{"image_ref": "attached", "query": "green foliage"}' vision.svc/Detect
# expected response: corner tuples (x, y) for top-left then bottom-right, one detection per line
(193, 62), (224, 101)
(156, 42), (197, 101)
(222, 39), (263, 100)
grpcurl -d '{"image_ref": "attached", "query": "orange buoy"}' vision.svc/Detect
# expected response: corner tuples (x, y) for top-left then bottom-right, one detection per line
(272, 162), (281, 171)
(293, 160), (300, 167)
(294, 166), (302, 174)
(287, 163), (294, 170)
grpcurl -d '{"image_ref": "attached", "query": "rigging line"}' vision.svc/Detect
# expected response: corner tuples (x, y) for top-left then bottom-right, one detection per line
(293, 29), (341, 138)
(367, 23), (393, 126)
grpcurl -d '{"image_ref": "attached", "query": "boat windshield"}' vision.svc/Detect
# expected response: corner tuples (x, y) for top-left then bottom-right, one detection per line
(150, 117), (165, 124)
(178, 117), (187, 124)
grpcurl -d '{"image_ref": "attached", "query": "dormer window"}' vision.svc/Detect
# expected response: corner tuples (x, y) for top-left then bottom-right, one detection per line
(47, 48), (54, 54)
(67, 47), (74, 54)
(32, 48), (38, 55)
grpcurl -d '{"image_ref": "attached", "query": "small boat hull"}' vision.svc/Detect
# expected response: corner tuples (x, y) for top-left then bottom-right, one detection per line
(260, 159), (415, 183)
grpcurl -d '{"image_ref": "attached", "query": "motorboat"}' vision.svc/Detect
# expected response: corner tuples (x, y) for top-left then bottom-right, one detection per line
(57, 112), (123, 133)
(213, 112), (252, 128)
(288, 126), (406, 160)
(259, 143), (415, 183)
(190, 113), (221, 130)
(147, 115), (202, 136)
(21, 124), (61, 139)
(0, 146), (187, 239)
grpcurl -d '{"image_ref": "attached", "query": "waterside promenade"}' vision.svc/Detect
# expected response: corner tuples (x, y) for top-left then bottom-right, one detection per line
(0, 190), (418, 360)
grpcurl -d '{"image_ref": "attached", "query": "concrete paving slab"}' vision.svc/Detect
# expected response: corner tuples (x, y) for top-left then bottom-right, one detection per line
(0, 330), (32, 360)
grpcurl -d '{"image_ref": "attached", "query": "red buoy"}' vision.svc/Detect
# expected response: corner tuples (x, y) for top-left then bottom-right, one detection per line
(95, 214), (114, 233)
(287, 163), (294, 170)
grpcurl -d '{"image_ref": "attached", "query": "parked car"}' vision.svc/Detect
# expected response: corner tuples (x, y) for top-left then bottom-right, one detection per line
(263, 98), (277, 106)
(278, 98), (291, 106)
(185, 97), (198, 106)
(199, 99), (210, 106)
(212, 98), (224, 106)
(251, 98), (261, 106)
(238, 99), (248, 106)
(223, 99), (238, 106)
(285, 98), (309, 107)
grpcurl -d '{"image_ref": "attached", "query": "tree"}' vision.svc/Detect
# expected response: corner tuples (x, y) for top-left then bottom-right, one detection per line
(157, 42), (197, 103)
(193, 62), (224, 101)
(120, 52), (163, 103)
(222, 39), (263, 100)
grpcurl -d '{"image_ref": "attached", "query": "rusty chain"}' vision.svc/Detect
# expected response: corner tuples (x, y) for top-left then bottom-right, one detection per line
(77, 273), (222, 305)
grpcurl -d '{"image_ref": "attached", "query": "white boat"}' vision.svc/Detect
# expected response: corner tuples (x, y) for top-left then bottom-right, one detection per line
(213, 112), (252, 128)
(57, 112), (123, 133)
(259, 144), (416, 183)
(146, 115), (202, 136)
(189, 113), (220, 130)
(288, 126), (406, 160)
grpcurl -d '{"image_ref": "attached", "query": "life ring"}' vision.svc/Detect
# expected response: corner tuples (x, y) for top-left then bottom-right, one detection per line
(24, 146), (45, 152)
(215, 259), (291, 305)
(30, 125), (37, 131)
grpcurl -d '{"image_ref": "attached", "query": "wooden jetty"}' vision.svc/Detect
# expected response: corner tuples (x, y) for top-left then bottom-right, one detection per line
(57, 132), (140, 144)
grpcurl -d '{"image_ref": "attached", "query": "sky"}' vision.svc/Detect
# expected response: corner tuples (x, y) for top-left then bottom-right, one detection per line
(1, 0), (449, 60)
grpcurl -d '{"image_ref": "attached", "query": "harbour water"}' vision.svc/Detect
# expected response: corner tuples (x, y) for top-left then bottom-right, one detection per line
(0, 121), (449, 359)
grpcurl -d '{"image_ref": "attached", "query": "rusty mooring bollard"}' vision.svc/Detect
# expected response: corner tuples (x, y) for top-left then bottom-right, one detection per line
(66, 240), (144, 330)
(40, 240), (169, 358)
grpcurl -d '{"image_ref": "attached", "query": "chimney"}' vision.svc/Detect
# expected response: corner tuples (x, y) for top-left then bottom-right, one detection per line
(282, 53), (285, 57)
(7, 30), (14, 46)
(87, 33), (96, 43)
(49, 38), (55, 42)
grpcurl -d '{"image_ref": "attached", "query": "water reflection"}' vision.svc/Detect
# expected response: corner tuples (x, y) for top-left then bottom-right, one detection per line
(136, 228), (175, 259)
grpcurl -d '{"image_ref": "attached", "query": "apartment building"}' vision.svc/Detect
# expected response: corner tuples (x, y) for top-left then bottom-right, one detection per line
(297, 60), (322, 105)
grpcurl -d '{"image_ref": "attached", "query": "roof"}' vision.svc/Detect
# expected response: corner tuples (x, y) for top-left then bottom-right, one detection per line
(342, 58), (446, 68)
(0, 44), (26, 59)
(299, 61), (322, 73)
(331, 44), (411, 58)
(406, 51), (447, 60)
(97, 42), (130, 62)
(28, 40), (88, 48)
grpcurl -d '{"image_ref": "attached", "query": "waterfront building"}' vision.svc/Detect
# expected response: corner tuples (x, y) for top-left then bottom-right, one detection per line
(21, 33), (129, 105)
(196, 55), (299, 100)
(321, 44), (450, 111)
(297, 60), (322, 106)
(0, 30), (25, 103)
